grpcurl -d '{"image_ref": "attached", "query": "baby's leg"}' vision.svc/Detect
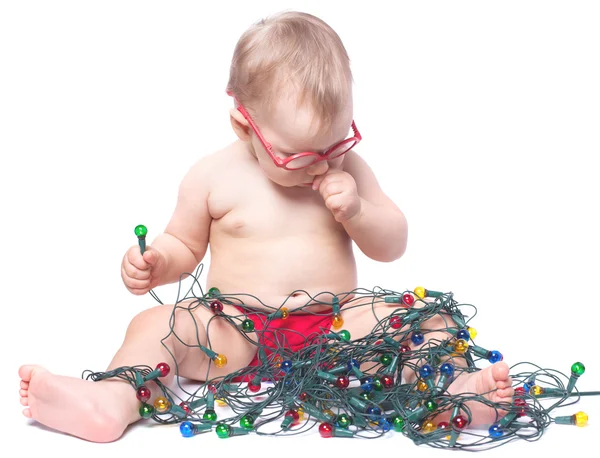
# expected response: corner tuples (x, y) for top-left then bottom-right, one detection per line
(19, 301), (256, 442)
(340, 295), (513, 426)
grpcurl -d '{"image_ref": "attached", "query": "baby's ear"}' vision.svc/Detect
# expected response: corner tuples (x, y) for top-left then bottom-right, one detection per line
(229, 108), (251, 141)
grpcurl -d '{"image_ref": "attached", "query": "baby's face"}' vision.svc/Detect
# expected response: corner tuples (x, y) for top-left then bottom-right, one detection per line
(247, 93), (354, 188)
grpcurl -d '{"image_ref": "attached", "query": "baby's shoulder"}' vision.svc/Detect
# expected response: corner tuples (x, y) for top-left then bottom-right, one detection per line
(182, 141), (250, 185)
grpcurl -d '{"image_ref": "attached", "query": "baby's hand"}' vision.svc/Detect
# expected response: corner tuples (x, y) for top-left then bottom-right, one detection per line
(312, 170), (362, 223)
(121, 245), (166, 295)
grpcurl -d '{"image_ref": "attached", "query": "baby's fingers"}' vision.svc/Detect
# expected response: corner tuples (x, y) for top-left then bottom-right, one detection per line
(121, 266), (151, 290)
(126, 285), (151, 296)
(127, 245), (150, 270)
(312, 175), (326, 191)
(122, 261), (151, 281)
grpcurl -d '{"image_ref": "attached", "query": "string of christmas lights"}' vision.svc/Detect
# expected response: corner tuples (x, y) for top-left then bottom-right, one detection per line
(81, 226), (596, 449)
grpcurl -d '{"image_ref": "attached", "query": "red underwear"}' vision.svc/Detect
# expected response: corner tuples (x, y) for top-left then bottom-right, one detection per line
(230, 305), (337, 382)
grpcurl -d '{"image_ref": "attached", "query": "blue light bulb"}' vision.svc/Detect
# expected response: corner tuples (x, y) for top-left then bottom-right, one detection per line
(367, 406), (382, 422)
(419, 364), (434, 379)
(361, 376), (374, 393)
(457, 329), (470, 340)
(488, 351), (503, 363)
(411, 332), (425, 345)
(347, 358), (360, 371)
(440, 363), (455, 377)
(180, 421), (195, 437)
(488, 424), (503, 438)
(379, 417), (393, 432)
(281, 360), (293, 373)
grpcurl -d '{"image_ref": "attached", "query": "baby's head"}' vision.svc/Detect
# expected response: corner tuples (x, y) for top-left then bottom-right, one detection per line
(227, 11), (357, 187)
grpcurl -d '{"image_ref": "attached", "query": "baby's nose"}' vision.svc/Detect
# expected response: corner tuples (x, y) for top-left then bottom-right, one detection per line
(306, 160), (329, 176)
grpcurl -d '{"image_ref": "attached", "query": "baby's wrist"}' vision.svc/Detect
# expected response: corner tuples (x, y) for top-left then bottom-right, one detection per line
(341, 198), (364, 226)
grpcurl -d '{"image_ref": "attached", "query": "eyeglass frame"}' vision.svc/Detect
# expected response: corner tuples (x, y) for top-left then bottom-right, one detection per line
(228, 92), (362, 170)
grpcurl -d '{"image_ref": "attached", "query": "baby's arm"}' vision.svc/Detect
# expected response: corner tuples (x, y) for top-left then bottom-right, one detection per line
(313, 151), (407, 262)
(146, 158), (213, 285)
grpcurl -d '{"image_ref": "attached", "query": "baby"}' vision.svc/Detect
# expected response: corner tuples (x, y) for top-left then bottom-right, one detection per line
(18, 11), (512, 442)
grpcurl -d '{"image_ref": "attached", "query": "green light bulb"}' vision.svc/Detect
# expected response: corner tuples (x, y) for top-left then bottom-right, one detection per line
(134, 225), (147, 254)
(571, 362), (585, 376)
(203, 408), (217, 421)
(139, 403), (154, 419)
(338, 330), (351, 341)
(240, 414), (255, 430)
(393, 415), (405, 432)
(337, 413), (352, 429)
(207, 287), (221, 298)
(373, 376), (383, 392)
(425, 400), (438, 412)
(216, 423), (231, 438)
(379, 353), (393, 366)
(134, 224), (147, 238)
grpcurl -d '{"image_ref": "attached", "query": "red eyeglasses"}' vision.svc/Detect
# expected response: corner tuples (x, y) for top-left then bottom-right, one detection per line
(228, 92), (362, 170)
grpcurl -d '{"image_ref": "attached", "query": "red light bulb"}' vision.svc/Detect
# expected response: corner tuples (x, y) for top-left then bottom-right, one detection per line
(381, 374), (394, 389)
(248, 381), (261, 393)
(136, 385), (151, 402)
(402, 293), (415, 307)
(156, 362), (170, 377)
(285, 409), (300, 426)
(179, 402), (191, 415)
(390, 316), (402, 329)
(336, 375), (350, 389)
(514, 398), (527, 417)
(210, 300), (224, 313)
(452, 415), (468, 430)
(319, 422), (334, 438)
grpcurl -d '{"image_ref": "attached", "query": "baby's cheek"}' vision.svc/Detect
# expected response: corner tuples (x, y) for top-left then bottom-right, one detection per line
(330, 156), (345, 170)
(262, 164), (300, 187)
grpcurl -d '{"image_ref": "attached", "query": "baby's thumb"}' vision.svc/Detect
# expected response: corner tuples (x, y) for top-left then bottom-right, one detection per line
(143, 248), (160, 267)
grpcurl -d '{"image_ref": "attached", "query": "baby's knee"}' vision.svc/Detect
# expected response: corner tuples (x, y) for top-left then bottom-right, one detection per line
(127, 304), (175, 332)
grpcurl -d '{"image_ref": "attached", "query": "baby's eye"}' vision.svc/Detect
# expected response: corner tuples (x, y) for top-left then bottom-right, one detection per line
(275, 150), (295, 158)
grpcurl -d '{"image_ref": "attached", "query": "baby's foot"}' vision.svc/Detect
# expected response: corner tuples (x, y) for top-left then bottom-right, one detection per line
(19, 365), (139, 442)
(444, 361), (514, 427)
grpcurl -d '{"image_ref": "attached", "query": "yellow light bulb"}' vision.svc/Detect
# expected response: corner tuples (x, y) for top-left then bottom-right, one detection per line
(422, 420), (436, 433)
(417, 380), (428, 392)
(154, 396), (171, 413)
(273, 355), (283, 368)
(574, 411), (589, 427)
(531, 385), (543, 396)
(281, 307), (289, 319)
(467, 327), (478, 339)
(414, 286), (426, 299)
(454, 339), (469, 354)
(214, 354), (227, 368)
(216, 398), (228, 407)
(323, 408), (335, 418)
(332, 314), (344, 329)
(297, 407), (305, 421)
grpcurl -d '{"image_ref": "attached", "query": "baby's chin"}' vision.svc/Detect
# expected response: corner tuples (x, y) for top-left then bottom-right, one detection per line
(266, 176), (313, 188)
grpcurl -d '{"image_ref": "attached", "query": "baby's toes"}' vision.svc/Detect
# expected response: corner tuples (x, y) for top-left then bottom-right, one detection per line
(21, 380), (29, 390)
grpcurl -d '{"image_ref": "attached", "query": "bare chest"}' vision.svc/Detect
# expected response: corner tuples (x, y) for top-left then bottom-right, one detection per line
(208, 173), (343, 239)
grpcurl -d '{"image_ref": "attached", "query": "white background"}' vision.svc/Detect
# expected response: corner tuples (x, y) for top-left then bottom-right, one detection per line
(1, 1), (599, 456)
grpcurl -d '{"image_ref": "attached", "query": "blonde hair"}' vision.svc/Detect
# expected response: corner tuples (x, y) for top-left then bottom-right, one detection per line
(227, 11), (353, 133)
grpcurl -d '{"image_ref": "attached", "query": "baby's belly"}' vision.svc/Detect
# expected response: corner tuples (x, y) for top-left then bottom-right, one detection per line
(206, 236), (357, 312)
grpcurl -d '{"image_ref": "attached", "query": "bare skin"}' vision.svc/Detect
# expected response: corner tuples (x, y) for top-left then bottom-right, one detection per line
(19, 94), (512, 442)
